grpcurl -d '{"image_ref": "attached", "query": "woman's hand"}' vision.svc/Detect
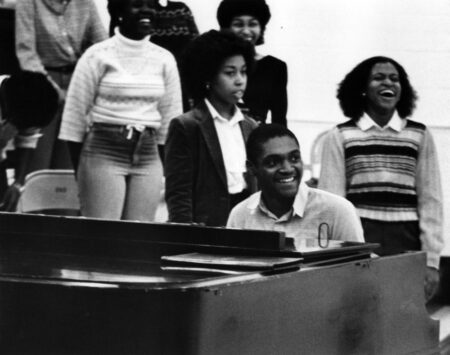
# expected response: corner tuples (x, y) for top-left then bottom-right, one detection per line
(46, 74), (66, 104)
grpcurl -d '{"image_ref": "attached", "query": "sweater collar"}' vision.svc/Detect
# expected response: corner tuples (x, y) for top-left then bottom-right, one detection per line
(42, 0), (71, 15)
(114, 27), (151, 49)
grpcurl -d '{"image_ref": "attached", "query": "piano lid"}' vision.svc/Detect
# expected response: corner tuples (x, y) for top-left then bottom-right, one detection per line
(0, 213), (378, 289)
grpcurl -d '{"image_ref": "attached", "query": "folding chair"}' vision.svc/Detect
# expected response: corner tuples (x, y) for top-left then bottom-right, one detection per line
(17, 169), (80, 216)
(305, 130), (330, 188)
(310, 129), (330, 178)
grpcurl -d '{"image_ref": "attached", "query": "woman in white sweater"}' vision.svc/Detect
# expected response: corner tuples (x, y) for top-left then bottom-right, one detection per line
(59, 0), (182, 221)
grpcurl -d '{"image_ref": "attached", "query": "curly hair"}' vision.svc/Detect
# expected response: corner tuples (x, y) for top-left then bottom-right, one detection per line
(246, 124), (299, 166)
(3, 71), (58, 129)
(182, 29), (255, 105)
(217, 0), (271, 45)
(337, 56), (417, 121)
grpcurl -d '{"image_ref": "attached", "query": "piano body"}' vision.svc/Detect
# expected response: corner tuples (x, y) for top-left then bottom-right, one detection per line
(0, 213), (439, 354)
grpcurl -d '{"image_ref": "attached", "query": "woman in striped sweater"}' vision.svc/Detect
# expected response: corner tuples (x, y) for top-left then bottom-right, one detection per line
(319, 56), (443, 300)
(59, 0), (182, 221)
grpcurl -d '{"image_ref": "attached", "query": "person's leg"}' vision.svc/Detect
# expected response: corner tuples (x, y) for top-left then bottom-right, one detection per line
(77, 154), (126, 219)
(0, 161), (8, 202)
(28, 71), (73, 172)
(27, 110), (59, 172)
(50, 71), (73, 170)
(122, 130), (162, 222)
(49, 109), (73, 170)
(122, 166), (162, 221)
(77, 127), (132, 220)
(361, 218), (421, 255)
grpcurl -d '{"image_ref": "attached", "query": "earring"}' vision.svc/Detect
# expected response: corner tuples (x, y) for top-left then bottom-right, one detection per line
(205, 83), (210, 90)
(362, 92), (366, 97)
(118, 16), (123, 23)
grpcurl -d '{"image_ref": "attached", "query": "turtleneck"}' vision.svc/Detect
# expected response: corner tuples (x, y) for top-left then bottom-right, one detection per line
(114, 27), (151, 52)
(59, 26), (182, 145)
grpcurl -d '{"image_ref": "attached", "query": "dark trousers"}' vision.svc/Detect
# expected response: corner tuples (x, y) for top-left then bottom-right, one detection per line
(0, 161), (7, 201)
(361, 218), (421, 256)
(27, 70), (73, 172)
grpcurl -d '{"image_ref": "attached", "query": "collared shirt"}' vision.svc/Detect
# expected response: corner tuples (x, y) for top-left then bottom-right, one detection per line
(15, 0), (107, 73)
(227, 182), (365, 248)
(357, 111), (404, 132)
(204, 99), (247, 194)
(0, 76), (41, 162)
(255, 181), (310, 222)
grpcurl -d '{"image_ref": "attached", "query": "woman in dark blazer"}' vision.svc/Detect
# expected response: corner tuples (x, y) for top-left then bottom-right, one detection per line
(165, 30), (257, 227)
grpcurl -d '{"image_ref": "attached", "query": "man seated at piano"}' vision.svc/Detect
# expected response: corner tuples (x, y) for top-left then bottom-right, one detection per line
(227, 124), (365, 245)
(0, 71), (58, 211)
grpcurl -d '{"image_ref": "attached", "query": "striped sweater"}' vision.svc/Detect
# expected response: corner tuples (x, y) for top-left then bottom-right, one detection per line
(318, 114), (443, 268)
(341, 119), (424, 221)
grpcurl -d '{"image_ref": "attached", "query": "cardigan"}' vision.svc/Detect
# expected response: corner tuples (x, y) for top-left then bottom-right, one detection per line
(15, 0), (107, 73)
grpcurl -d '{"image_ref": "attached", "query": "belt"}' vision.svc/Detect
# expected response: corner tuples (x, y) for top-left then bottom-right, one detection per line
(45, 64), (76, 73)
(91, 122), (153, 140)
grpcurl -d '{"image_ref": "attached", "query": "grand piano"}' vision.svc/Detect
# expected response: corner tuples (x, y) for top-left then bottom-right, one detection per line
(0, 212), (440, 354)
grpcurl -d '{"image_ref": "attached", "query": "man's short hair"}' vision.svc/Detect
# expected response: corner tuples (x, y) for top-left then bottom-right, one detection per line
(246, 124), (300, 165)
(3, 71), (59, 130)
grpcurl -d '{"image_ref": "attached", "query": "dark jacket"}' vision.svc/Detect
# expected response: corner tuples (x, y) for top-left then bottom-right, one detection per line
(164, 102), (257, 226)
(243, 55), (288, 126)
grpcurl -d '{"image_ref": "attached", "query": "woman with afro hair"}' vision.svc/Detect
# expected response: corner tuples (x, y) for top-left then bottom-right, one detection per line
(318, 56), (443, 301)
(217, 0), (288, 126)
(165, 30), (258, 227)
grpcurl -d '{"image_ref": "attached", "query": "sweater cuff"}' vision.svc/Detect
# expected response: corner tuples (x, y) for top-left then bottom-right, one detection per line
(58, 129), (85, 143)
(426, 252), (440, 269)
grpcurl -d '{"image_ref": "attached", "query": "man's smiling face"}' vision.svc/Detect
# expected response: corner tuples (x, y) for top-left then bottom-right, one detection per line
(251, 135), (303, 203)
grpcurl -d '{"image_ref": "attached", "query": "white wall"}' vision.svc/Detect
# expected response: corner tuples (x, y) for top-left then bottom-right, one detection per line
(95, 0), (450, 254)
(95, 0), (450, 126)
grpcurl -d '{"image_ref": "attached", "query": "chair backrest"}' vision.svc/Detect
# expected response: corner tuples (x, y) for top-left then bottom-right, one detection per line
(309, 129), (330, 179)
(17, 169), (80, 216)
